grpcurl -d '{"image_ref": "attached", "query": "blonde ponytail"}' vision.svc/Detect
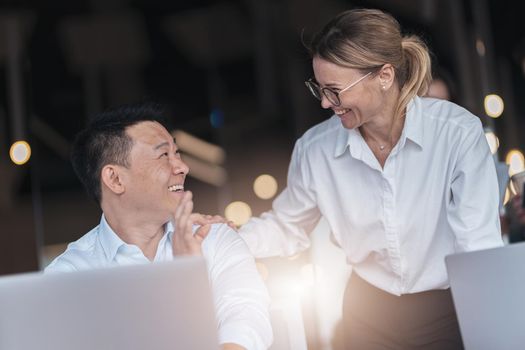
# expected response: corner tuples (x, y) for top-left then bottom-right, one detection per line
(396, 36), (432, 118)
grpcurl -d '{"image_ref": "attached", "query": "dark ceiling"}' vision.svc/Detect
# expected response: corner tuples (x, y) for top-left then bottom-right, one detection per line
(0, 0), (524, 273)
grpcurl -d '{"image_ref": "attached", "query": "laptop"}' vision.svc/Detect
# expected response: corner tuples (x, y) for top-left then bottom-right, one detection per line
(445, 243), (525, 350)
(0, 257), (219, 350)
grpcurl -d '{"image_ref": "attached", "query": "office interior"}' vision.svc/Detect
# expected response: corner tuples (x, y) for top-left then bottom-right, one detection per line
(0, 0), (524, 349)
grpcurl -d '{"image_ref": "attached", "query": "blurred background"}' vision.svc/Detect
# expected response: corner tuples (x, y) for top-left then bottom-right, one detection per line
(0, 0), (524, 349)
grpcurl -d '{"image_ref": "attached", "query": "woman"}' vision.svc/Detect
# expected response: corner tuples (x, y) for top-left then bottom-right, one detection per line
(239, 8), (503, 349)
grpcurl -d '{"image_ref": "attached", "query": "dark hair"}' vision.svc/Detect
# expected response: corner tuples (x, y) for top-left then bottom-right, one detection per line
(71, 102), (168, 204)
(309, 8), (432, 119)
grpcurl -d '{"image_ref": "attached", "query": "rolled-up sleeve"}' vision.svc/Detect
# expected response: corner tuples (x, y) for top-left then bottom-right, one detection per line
(203, 224), (273, 350)
(240, 139), (321, 258)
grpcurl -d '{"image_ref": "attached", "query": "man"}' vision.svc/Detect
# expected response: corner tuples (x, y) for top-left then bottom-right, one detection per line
(46, 102), (273, 350)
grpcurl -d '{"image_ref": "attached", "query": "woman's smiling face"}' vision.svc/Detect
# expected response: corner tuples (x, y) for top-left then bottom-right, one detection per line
(312, 56), (386, 130)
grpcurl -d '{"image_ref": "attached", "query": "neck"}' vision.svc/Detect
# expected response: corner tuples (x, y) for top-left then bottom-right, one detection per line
(360, 89), (405, 150)
(102, 202), (166, 261)
(360, 111), (404, 149)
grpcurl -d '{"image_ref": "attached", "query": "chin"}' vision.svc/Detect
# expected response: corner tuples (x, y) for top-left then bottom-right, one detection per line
(340, 119), (358, 130)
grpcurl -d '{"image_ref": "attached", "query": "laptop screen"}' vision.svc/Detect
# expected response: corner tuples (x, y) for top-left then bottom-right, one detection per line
(445, 243), (525, 350)
(0, 257), (219, 350)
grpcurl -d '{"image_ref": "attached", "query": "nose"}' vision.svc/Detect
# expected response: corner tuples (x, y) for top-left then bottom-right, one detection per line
(171, 156), (189, 176)
(320, 95), (333, 109)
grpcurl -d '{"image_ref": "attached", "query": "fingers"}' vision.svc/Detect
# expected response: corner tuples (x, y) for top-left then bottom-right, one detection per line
(176, 193), (193, 233)
(226, 220), (238, 231)
(211, 215), (225, 223)
(182, 200), (194, 236)
(189, 213), (235, 229)
(190, 213), (208, 226)
(174, 191), (193, 222)
(191, 213), (223, 224)
(195, 224), (211, 240)
(172, 191), (203, 256)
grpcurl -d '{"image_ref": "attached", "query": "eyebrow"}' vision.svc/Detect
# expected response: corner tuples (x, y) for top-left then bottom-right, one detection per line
(323, 80), (344, 89)
(312, 78), (340, 89)
(153, 138), (177, 151)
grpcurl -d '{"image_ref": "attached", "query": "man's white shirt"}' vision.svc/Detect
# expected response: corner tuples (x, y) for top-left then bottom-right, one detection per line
(46, 215), (273, 350)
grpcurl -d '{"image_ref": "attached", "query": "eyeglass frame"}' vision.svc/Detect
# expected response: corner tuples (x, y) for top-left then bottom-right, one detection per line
(305, 71), (373, 106)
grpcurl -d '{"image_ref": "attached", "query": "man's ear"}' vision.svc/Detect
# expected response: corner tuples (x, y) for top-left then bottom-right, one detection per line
(101, 164), (125, 195)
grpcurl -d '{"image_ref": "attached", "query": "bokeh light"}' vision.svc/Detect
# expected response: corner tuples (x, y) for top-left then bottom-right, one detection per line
(505, 149), (525, 177)
(9, 141), (31, 165)
(484, 94), (504, 118)
(484, 131), (499, 155)
(253, 174), (278, 200)
(476, 39), (486, 56)
(225, 201), (252, 226)
(504, 187), (511, 205)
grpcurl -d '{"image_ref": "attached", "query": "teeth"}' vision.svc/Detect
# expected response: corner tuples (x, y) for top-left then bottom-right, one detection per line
(168, 184), (184, 192)
(334, 108), (350, 115)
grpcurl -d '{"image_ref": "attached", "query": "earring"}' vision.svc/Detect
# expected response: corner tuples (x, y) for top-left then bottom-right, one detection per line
(382, 85), (386, 90)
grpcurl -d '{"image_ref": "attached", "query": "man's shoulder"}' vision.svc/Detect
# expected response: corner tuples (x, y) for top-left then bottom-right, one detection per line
(204, 223), (242, 245)
(201, 223), (249, 257)
(44, 226), (102, 273)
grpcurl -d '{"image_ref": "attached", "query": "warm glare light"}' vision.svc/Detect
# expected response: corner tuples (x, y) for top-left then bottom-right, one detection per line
(484, 94), (504, 118)
(253, 174), (278, 200)
(506, 149), (525, 176)
(300, 264), (324, 287)
(9, 141), (31, 165)
(484, 131), (499, 155)
(255, 262), (269, 281)
(225, 201), (252, 226)
(504, 187), (511, 205)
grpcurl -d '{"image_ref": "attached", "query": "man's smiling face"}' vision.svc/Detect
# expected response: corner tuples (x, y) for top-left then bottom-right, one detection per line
(121, 121), (189, 222)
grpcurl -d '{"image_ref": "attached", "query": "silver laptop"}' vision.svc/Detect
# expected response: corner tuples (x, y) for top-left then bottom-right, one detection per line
(0, 257), (219, 350)
(445, 243), (525, 350)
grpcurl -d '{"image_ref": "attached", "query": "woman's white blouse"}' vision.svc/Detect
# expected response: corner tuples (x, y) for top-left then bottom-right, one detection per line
(240, 96), (503, 295)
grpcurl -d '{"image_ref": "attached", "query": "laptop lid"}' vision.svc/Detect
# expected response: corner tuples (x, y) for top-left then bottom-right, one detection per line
(0, 257), (219, 350)
(445, 243), (525, 350)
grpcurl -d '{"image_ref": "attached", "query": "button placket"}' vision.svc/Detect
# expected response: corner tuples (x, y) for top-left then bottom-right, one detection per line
(383, 158), (402, 281)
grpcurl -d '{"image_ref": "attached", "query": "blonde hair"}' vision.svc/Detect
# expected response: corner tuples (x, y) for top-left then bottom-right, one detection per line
(309, 8), (432, 118)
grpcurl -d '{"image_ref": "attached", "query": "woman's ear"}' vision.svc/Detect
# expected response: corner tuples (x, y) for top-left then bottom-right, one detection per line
(101, 164), (125, 195)
(379, 63), (395, 90)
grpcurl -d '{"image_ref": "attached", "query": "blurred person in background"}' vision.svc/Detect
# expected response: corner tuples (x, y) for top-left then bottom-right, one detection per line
(45, 102), (273, 350)
(505, 193), (525, 243)
(238, 8), (502, 349)
(425, 66), (457, 102)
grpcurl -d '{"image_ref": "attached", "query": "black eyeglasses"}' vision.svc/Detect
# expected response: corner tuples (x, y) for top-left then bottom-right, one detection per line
(305, 72), (372, 106)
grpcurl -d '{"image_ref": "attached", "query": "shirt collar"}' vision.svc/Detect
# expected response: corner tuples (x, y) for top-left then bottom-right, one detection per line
(165, 221), (174, 243)
(335, 127), (364, 159)
(403, 96), (424, 149)
(99, 214), (126, 262)
(99, 214), (174, 261)
(333, 96), (424, 158)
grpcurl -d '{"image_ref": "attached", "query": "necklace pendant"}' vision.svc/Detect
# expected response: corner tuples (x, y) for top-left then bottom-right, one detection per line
(379, 145), (385, 150)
